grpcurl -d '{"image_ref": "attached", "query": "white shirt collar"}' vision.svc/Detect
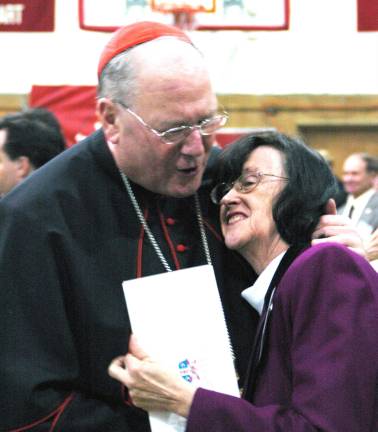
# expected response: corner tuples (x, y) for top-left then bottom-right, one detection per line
(241, 251), (287, 315)
(344, 188), (375, 221)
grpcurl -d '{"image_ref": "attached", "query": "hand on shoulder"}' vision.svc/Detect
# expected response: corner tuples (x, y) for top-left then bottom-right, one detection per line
(311, 199), (366, 258)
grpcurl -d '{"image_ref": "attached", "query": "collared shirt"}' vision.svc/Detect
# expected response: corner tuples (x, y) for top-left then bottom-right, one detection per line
(342, 188), (376, 225)
(241, 251), (287, 315)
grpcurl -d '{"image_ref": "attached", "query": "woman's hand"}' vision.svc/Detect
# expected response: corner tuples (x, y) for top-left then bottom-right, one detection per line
(108, 335), (196, 418)
(312, 199), (366, 258)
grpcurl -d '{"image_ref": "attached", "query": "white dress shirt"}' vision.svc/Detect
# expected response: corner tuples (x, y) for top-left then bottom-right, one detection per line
(342, 188), (375, 224)
(241, 251), (287, 315)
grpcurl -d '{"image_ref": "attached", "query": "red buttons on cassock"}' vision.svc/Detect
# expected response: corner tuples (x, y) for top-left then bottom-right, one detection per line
(166, 217), (176, 226)
(176, 244), (187, 252)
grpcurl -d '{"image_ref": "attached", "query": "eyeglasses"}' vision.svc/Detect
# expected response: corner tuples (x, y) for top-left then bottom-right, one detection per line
(210, 170), (289, 205)
(114, 100), (228, 145)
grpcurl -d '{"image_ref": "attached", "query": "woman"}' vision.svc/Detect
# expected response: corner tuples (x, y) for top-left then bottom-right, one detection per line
(109, 132), (378, 431)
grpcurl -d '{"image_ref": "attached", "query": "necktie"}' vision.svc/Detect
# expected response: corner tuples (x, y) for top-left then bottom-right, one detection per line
(348, 205), (354, 219)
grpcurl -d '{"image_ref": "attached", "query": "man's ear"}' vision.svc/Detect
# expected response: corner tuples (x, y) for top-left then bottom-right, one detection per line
(15, 156), (34, 181)
(97, 98), (120, 144)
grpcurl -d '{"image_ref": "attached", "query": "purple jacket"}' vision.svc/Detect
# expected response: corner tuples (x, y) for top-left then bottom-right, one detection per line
(187, 243), (378, 431)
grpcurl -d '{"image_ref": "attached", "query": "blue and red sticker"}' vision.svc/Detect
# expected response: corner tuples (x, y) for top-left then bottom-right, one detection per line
(178, 359), (200, 383)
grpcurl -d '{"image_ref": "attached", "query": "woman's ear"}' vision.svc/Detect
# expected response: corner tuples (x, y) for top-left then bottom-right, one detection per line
(97, 98), (120, 144)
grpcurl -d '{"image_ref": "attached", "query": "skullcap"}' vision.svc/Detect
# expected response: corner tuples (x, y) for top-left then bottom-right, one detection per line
(98, 21), (193, 78)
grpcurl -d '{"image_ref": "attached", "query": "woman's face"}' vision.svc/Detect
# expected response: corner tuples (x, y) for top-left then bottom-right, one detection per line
(220, 146), (287, 257)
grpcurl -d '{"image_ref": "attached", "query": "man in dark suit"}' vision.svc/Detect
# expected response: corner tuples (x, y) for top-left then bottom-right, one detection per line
(0, 109), (65, 197)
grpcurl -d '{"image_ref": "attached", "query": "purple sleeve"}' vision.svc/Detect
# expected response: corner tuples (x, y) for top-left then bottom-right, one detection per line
(187, 388), (318, 432)
(186, 244), (378, 432)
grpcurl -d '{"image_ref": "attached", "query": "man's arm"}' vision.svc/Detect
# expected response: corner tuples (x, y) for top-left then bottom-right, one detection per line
(0, 204), (141, 431)
(311, 199), (366, 257)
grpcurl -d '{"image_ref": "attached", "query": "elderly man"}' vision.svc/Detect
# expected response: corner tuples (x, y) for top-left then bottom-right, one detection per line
(339, 152), (378, 241)
(0, 22), (363, 431)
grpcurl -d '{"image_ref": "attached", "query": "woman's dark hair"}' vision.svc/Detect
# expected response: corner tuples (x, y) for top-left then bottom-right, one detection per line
(214, 131), (338, 245)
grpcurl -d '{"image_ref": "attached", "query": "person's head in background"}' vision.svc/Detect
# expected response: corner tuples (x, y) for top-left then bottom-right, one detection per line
(22, 107), (66, 142)
(342, 153), (378, 198)
(0, 111), (66, 197)
(96, 22), (227, 198)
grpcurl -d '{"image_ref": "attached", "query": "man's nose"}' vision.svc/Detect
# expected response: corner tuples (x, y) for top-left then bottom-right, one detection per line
(180, 129), (207, 156)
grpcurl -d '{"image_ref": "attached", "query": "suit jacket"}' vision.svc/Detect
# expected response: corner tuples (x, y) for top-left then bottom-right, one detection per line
(358, 191), (378, 232)
(186, 243), (378, 432)
(339, 191), (378, 235)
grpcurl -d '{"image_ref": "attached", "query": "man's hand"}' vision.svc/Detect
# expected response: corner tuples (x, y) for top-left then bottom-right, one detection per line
(366, 228), (378, 262)
(312, 199), (366, 258)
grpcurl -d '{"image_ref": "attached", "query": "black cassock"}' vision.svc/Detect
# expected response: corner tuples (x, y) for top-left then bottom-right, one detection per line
(0, 130), (257, 431)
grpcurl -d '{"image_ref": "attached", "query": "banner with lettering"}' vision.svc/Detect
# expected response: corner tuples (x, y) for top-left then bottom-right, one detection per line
(0, 0), (54, 31)
(357, 0), (378, 31)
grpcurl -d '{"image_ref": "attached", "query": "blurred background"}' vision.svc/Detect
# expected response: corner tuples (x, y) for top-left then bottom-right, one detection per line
(0, 0), (377, 176)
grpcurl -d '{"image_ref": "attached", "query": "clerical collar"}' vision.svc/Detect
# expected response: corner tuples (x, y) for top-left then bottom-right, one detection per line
(241, 251), (287, 315)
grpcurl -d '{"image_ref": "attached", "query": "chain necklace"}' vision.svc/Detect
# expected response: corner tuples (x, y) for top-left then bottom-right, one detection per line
(119, 171), (212, 272)
(119, 172), (239, 386)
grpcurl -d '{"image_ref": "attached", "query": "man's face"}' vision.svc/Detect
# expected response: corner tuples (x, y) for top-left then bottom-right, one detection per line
(105, 43), (218, 198)
(342, 155), (374, 198)
(0, 129), (20, 197)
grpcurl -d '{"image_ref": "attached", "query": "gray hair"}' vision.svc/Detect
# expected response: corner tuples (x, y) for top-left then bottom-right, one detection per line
(97, 46), (139, 107)
(362, 154), (378, 174)
(350, 152), (378, 174)
(97, 37), (204, 108)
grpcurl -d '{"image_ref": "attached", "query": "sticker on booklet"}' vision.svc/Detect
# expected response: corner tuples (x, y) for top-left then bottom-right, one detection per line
(178, 358), (200, 383)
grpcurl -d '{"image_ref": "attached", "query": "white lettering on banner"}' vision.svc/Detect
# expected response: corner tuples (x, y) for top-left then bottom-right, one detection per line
(0, 4), (25, 25)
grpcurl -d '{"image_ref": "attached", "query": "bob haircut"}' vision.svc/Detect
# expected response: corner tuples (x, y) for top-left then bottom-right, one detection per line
(214, 131), (338, 245)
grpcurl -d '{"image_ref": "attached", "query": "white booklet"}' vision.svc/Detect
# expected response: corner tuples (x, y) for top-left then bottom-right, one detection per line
(123, 264), (240, 432)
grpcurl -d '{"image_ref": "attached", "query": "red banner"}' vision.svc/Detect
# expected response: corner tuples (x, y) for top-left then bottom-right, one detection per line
(29, 85), (98, 147)
(29, 85), (274, 149)
(0, 0), (54, 32)
(357, 0), (378, 31)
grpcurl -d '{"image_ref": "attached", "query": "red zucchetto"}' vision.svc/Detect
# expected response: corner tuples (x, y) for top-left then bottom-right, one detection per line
(97, 21), (193, 78)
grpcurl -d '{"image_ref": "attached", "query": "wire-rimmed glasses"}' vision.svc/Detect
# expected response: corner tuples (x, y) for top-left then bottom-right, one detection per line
(210, 170), (289, 205)
(114, 99), (228, 145)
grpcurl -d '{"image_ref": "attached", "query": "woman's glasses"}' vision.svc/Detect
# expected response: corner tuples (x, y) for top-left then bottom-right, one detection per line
(211, 171), (289, 205)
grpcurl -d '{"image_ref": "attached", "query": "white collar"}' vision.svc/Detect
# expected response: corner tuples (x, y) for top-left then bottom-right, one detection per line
(344, 188), (376, 223)
(241, 251), (287, 315)
(346, 188), (375, 209)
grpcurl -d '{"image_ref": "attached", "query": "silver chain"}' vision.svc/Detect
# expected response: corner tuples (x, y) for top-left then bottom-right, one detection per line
(119, 171), (212, 272)
(194, 193), (212, 267)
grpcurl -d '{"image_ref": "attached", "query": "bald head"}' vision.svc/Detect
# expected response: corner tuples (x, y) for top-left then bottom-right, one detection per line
(98, 36), (209, 109)
(342, 153), (377, 198)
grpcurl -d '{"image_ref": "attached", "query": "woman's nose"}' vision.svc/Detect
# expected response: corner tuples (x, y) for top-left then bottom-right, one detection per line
(220, 187), (240, 206)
